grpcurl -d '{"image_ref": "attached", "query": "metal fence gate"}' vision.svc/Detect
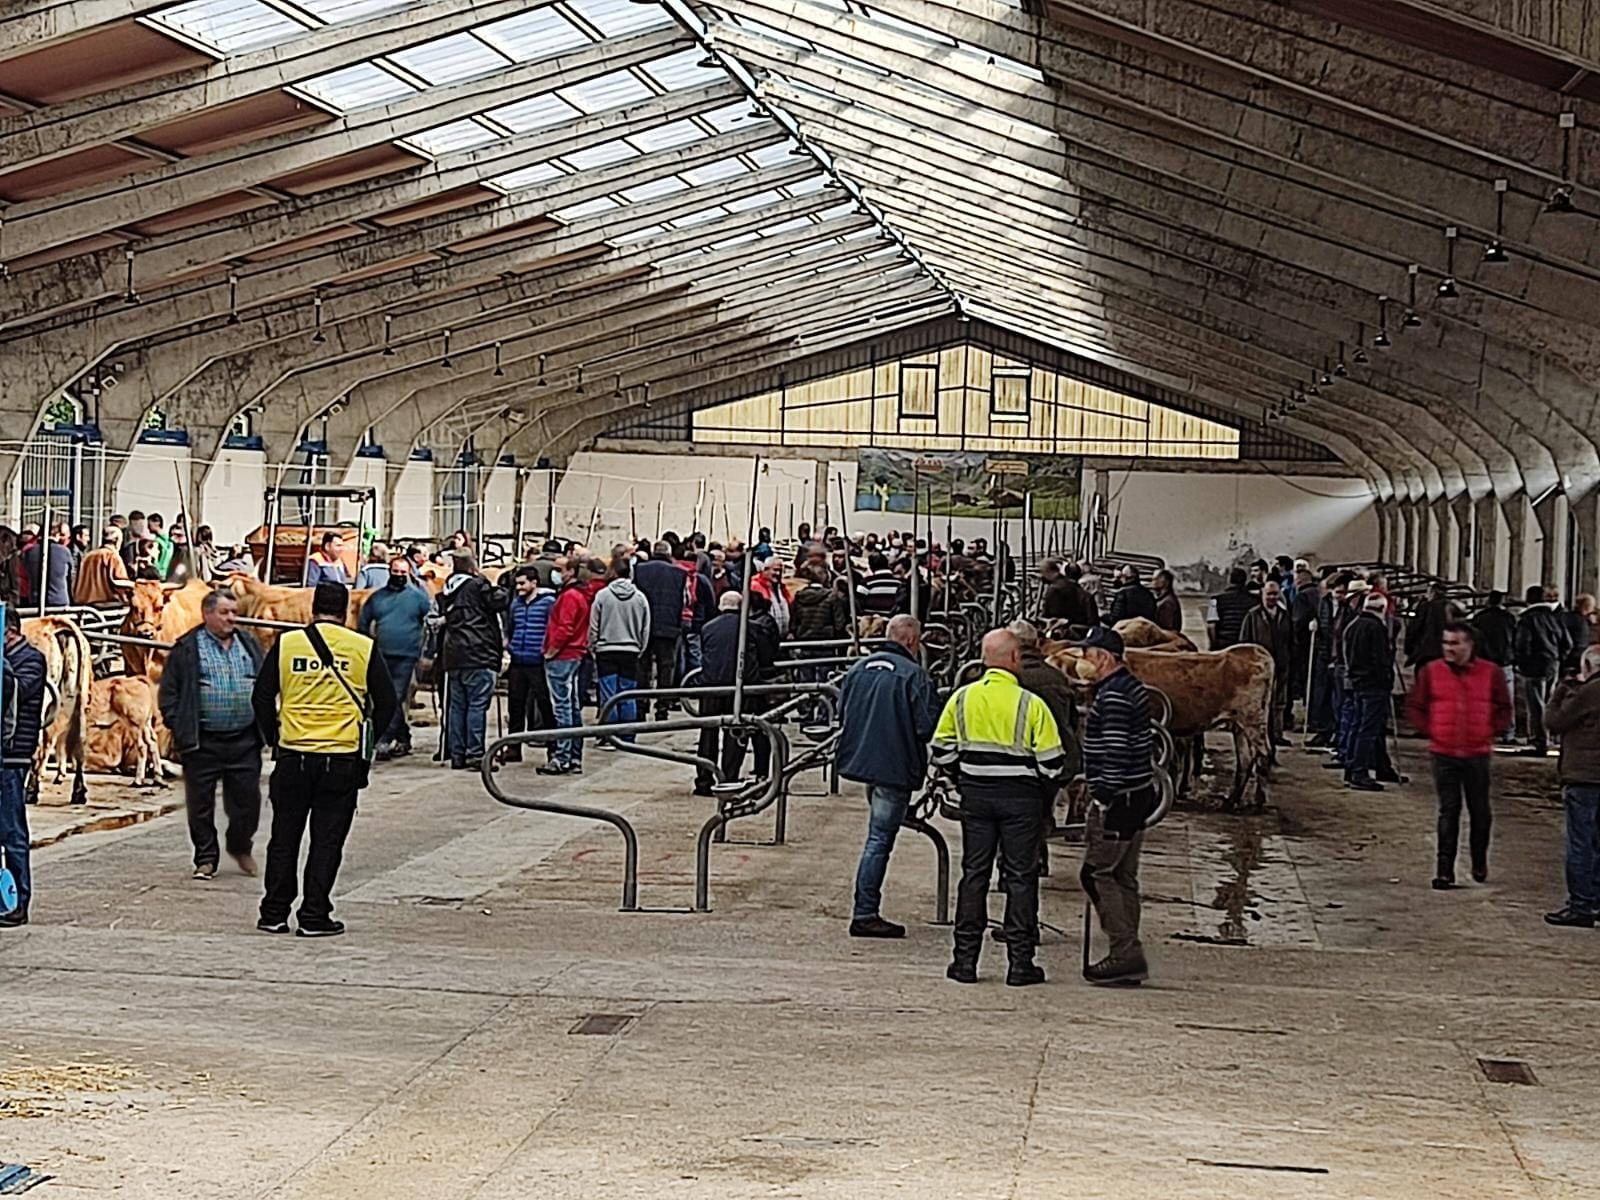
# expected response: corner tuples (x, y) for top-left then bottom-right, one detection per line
(17, 427), (106, 532)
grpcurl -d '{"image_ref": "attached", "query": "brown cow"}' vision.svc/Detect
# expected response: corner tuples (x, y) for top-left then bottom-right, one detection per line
(1048, 643), (1274, 810)
(1113, 616), (1198, 652)
(229, 575), (373, 651)
(85, 676), (166, 788)
(22, 616), (93, 806)
(118, 577), (213, 680)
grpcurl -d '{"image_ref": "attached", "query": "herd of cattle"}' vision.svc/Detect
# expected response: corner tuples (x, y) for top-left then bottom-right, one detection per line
(21, 579), (1276, 812)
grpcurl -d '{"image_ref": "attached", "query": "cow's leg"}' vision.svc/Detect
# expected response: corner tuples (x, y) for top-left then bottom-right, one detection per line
(72, 761), (88, 805)
(1225, 729), (1250, 811)
(1239, 723), (1273, 812)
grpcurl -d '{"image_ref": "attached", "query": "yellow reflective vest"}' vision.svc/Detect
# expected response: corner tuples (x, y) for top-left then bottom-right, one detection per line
(931, 668), (1065, 798)
(274, 623), (375, 755)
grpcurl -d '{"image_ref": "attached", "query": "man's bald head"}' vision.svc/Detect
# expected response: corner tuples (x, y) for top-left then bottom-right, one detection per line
(981, 628), (1022, 673)
(886, 614), (921, 652)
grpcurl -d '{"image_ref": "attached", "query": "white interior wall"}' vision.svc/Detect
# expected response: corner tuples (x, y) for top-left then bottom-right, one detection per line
(1492, 499), (1511, 592)
(115, 442), (188, 525)
(200, 448), (267, 545)
(482, 464), (517, 539)
(391, 459), (434, 542)
(339, 454), (387, 528)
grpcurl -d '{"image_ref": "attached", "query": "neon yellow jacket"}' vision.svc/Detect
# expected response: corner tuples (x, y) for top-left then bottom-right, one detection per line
(931, 668), (1065, 798)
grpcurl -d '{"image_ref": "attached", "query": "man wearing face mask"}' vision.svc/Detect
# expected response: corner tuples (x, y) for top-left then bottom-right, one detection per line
(357, 556), (433, 759)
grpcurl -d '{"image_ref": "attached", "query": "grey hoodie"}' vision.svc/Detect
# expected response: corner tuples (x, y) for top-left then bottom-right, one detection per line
(589, 578), (652, 655)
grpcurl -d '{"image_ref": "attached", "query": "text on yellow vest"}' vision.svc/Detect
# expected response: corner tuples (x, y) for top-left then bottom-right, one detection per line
(276, 624), (374, 754)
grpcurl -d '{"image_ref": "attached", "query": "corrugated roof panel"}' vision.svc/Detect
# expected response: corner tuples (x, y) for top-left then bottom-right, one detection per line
(552, 196), (620, 221)
(679, 157), (747, 186)
(149, 0), (310, 53)
(297, 0), (409, 22)
(557, 70), (655, 114)
(404, 119), (501, 156)
(620, 176), (689, 202)
(488, 92), (582, 132)
(565, 0), (673, 38)
(627, 120), (707, 153)
(477, 6), (592, 61)
(296, 62), (418, 111)
(560, 139), (639, 171)
(388, 33), (510, 85)
(491, 161), (568, 190)
(639, 48), (725, 91)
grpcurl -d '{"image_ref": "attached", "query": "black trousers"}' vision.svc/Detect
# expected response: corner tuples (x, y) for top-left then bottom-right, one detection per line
(505, 662), (554, 758)
(695, 694), (771, 790)
(1433, 753), (1492, 880)
(261, 752), (361, 925)
(954, 790), (1043, 958)
(183, 726), (262, 868)
(639, 636), (678, 716)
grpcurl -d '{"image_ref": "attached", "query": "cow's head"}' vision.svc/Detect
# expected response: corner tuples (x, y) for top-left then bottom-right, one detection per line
(122, 579), (168, 637)
(1044, 645), (1099, 685)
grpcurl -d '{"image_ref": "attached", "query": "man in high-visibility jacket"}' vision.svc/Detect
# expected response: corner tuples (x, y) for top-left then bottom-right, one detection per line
(251, 582), (396, 938)
(933, 628), (1066, 986)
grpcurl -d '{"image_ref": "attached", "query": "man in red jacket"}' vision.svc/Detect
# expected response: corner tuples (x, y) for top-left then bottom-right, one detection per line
(539, 556), (594, 776)
(1408, 622), (1513, 890)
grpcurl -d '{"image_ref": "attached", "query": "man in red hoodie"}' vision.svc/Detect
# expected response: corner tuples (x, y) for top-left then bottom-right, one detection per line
(1408, 622), (1512, 890)
(539, 556), (594, 776)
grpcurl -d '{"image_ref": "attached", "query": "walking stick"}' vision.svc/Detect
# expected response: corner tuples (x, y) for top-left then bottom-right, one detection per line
(1082, 897), (1094, 974)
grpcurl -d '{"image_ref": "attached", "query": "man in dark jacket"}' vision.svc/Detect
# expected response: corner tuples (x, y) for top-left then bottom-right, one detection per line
(1151, 569), (1183, 633)
(1342, 592), (1396, 791)
(1012, 619), (1079, 872)
(437, 553), (508, 771)
(1471, 590), (1517, 744)
(1561, 593), (1596, 677)
(1241, 579), (1295, 749)
(838, 615), (937, 939)
(1404, 582), (1457, 670)
(1041, 559), (1098, 628)
(1544, 645), (1600, 927)
(694, 591), (780, 795)
(789, 565), (848, 643)
(1206, 567), (1254, 649)
(159, 590), (266, 879)
(0, 608), (46, 927)
(501, 566), (555, 763)
(633, 541), (687, 719)
(1515, 583), (1572, 756)
(1305, 574), (1343, 748)
(1105, 565), (1158, 626)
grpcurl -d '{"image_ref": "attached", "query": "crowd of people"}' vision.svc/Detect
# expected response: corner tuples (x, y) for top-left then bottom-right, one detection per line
(3, 514), (1599, 961)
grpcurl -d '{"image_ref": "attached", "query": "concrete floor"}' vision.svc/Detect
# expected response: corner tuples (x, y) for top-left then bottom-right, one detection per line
(3, 726), (1598, 1198)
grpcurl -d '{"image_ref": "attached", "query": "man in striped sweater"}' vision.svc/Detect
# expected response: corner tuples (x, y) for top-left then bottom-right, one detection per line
(1076, 626), (1157, 986)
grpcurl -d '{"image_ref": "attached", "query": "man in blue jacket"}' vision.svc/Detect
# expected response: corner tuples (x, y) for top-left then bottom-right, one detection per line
(633, 541), (687, 719)
(357, 556), (434, 759)
(837, 614), (937, 938)
(1, 607), (47, 927)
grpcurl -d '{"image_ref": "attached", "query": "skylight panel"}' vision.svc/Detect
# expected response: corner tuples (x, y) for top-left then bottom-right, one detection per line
(669, 206), (726, 229)
(490, 161), (569, 190)
(560, 140), (639, 171)
(620, 176), (690, 202)
(702, 102), (763, 132)
(785, 175), (830, 195)
(639, 49), (726, 91)
(388, 33), (510, 85)
(612, 224), (667, 245)
(297, 62), (418, 111)
(564, 0), (673, 38)
(747, 141), (799, 168)
(680, 158), (748, 186)
(627, 120), (707, 153)
(726, 188), (783, 213)
(477, 7), (592, 61)
(403, 119), (501, 156)
(558, 70), (655, 114)
(297, 0), (409, 21)
(866, 9), (954, 48)
(488, 92), (582, 132)
(552, 196), (620, 221)
(711, 231), (761, 250)
(149, 0), (310, 54)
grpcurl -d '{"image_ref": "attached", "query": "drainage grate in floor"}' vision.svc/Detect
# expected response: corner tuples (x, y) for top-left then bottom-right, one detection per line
(1189, 1159), (1329, 1175)
(1478, 1058), (1539, 1086)
(0, 1163), (52, 1195)
(569, 1013), (636, 1036)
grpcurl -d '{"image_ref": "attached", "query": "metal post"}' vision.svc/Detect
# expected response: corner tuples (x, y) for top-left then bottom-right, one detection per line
(991, 505), (1003, 626)
(732, 454), (761, 722)
(38, 485), (50, 616)
(300, 487), (314, 587)
(908, 466), (920, 623)
(835, 470), (860, 657)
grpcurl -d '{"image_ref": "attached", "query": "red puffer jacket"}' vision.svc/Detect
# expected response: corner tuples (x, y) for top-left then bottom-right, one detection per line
(1406, 657), (1511, 758)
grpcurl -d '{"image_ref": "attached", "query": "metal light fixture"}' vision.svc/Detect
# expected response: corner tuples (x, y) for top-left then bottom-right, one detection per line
(493, 341), (504, 377)
(1437, 227), (1459, 299)
(537, 353), (547, 385)
(1306, 368), (1320, 398)
(1404, 265), (1423, 328)
(1319, 357), (1334, 387)
(1547, 113), (1577, 213)
(382, 314), (395, 357)
(1374, 296), (1392, 348)
(1334, 341), (1348, 376)
(226, 273), (240, 325)
(642, 381), (653, 410)
(440, 328), (453, 368)
(1353, 324), (1369, 364)
(613, 373), (623, 397)
(311, 294), (326, 344)
(575, 364), (586, 394)
(124, 248), (139, 305)
(1483, 179), (1510, 263)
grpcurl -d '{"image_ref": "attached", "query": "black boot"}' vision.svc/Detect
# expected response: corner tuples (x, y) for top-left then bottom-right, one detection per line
(946, 938), (980, 984)
(1006, 955), (1046, 987)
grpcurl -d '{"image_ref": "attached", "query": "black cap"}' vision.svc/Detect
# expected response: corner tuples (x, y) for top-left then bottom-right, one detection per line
(312, 580), (349, 617)
(1074, 625), (1125, 657)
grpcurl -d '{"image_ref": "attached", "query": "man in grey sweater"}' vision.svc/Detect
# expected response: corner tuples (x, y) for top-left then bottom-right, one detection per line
(589, 559), (652, 744)
(1545, 645), (1600, 927)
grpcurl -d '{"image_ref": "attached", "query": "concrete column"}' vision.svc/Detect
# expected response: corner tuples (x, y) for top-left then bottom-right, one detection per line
(1432, 496), (1452, 579)
(1473, 494), (1499, 590)
(813, 459), (828, 531)
(1503, 495), (1527, 598)
(1533, 497), (1559, 588)
(1451, 493), (1473, 582)
(1374, 499), (1392, 561)
(1400, 501), (1417, 571)
(1572, 488), (1599, 597)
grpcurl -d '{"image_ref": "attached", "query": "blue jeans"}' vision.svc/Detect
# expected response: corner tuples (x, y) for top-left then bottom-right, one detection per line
(852, 784), (910, 922)
(546, 658), (583, 767)
(0, 766), (30, 914)
(1349, 689), (1388, 778)
(596, 671), (638, 743)
(1564, 784), (1600, 916)
(1336, 682), (1356, 761)
(682, 629), (704, 675)
(447, 667), (495, 765)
